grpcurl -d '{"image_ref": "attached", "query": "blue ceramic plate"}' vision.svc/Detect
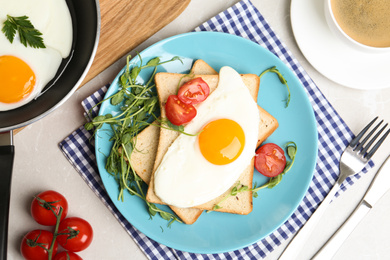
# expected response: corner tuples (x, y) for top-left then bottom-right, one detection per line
(95, 31), (318, 254)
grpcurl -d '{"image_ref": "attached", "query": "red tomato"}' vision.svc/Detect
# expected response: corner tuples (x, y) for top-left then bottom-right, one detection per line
(165, 95), (197, 126)
(177, 77), (210, 105)
(255, 143), (286, 177)
(20, 230), (58, 260)
(53, 251), (83, 260)
(57, 217), (93, 252)
(31, 190), (68, 226)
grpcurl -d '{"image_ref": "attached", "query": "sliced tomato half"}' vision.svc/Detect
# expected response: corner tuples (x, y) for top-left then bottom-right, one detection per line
(255, 143), (286, 177)
(165, 95), (197, 126)
(177, 77), (210, 105)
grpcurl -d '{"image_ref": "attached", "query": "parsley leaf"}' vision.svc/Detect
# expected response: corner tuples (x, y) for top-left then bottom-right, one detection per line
(2, 15), (45, 48)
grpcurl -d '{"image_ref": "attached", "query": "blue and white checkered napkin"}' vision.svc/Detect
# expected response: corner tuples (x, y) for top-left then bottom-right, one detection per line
(59, 0), (373, 258)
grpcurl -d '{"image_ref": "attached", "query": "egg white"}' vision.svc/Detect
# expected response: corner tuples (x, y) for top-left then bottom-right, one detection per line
(0, 0), (73, 111)
(0, 36), (63, 111)
(154, 66), (261, 208)
(0, 0), (73, 58)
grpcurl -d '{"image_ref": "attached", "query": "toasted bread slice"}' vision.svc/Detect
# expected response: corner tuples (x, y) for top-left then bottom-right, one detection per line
(146, 71), (272, 214)
(190, 59), (217, 74)
(131, 60), (278, 223)
(129, 123), (159, 184)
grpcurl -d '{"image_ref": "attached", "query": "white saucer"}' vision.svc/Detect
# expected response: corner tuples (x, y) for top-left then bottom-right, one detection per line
(290, 0), (390, 90)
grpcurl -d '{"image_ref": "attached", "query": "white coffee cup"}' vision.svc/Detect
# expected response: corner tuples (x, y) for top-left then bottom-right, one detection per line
(324, 0), (390, 54)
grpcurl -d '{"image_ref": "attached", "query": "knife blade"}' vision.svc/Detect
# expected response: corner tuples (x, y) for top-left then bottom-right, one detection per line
(313, 154), (390, 259)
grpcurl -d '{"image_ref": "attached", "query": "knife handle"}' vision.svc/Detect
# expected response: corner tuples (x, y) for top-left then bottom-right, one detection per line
(0, 143), (15, 260)
(278, 181), (340, 260)
(313, 200), (371, 259)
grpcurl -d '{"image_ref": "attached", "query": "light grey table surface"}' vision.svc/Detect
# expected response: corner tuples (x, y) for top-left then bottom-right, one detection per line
(8, 0), (390, 259)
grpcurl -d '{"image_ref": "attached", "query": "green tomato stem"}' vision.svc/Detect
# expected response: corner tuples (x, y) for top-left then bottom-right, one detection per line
(47, 206), (63, 260)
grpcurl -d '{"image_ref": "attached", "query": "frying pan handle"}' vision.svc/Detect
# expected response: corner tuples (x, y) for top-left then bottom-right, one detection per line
(0, 135), (14, 260)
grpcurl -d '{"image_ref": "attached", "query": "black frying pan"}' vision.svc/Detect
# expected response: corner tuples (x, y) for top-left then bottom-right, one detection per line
(0, 0), (100, 258)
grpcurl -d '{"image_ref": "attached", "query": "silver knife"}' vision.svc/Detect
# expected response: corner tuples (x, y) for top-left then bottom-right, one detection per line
(313, 154), (390, 260)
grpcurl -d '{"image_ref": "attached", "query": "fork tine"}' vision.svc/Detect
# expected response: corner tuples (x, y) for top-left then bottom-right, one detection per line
(350, 116), (378, 148)
(354, 120), (383, 152)
(360, 123), (387, 155)
(366, 128), (390, 160)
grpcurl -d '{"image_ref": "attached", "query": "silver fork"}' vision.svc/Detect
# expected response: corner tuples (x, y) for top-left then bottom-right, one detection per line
(279, 117), (390, 260)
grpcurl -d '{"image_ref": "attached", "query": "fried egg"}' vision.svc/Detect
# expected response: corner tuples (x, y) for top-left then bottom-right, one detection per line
(154, 66), (260, 208)
(0, 0), (73, 111)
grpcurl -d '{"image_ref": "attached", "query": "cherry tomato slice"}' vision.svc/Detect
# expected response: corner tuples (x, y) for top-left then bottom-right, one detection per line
(165, 95), (197, 126)
(53, 251), (83, 260)
(255, 143), (286, 177)
(20, 230), (58, 260)
(57, 217), (93, 252)
(31, 190), (68, 226)
(177, 77), (210, 105)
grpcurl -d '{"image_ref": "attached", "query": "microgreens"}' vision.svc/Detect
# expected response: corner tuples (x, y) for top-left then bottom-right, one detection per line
(259, 66), (291, 107)
(85, 54), (184, 226)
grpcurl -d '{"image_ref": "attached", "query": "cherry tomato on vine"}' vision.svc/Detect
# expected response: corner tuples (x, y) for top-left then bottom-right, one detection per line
(53, 251), (83, 260)
(31, 190), (68, 226)
(20, 230), (58, 260)
(165, 95), (197, 126)
(255, 143), (286, 177)
(57, 217), (93, 252)
(177, 77), (210, 105)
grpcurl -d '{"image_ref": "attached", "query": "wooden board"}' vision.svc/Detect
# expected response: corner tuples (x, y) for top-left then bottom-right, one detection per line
(14, 0), (189, 134)
(79, 0), (191, 87)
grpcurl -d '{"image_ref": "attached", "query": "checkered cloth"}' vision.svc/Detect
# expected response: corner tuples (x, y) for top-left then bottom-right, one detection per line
(59, 0), (373, 259)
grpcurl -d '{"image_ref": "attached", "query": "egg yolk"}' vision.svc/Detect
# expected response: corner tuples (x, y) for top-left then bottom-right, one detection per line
(0, 55), (36, 103)
(198, 118), (245, 165)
